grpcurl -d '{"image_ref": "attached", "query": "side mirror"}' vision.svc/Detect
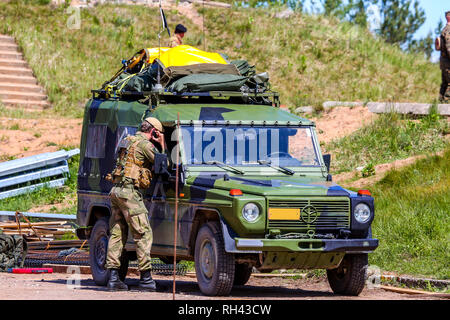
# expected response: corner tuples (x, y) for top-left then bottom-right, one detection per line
(323, 154), (331, 173)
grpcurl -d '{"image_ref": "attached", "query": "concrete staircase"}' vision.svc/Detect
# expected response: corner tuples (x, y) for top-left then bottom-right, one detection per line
(0, 35), (50, 110)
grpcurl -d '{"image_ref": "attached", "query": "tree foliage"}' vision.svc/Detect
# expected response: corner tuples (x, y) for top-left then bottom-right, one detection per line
(376, 0), (426, 46)
(322, 0), (370, 28)
(408, 31), (434, 59)
(322, 0), (430, 58)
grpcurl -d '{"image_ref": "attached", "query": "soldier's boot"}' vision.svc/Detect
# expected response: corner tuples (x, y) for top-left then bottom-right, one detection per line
(107, 269), (128, 291)
(138, 269), (157, 291)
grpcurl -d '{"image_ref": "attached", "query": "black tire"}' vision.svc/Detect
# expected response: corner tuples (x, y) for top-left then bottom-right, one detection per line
(327, 253), (368, 296)
(89, 217), (128, 285)
(234, 263), (252, 286)
(194, 222), (235, 296)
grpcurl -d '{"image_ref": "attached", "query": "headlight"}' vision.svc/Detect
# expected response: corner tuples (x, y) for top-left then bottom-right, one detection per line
(354, 203), (371, 223)
(242, 203), (260, 223)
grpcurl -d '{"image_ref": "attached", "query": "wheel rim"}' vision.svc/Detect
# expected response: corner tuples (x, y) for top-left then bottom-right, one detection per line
(95, 234), (108, 269)
(199, 239), (215, 280)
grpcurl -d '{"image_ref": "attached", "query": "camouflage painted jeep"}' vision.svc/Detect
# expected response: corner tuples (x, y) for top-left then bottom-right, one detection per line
(76, 90), (378, 296)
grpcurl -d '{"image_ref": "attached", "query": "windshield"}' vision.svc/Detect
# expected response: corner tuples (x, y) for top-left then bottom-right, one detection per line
(179, 126), (320, 167)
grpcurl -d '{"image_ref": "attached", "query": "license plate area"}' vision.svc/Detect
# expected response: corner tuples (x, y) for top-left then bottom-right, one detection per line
(268, 208), (300, 221)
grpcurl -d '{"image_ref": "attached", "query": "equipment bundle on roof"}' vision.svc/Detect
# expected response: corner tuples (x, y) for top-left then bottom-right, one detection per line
(100, 45), (271, 99)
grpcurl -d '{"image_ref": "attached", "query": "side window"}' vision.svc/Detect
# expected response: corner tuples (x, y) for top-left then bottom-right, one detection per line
(115, 126), (138, 155)
(85, 124), (107, 159)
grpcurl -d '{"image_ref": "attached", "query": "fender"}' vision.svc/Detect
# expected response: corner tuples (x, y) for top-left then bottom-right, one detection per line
(187, 207), (261, 255)
(85, 204), (111, 227)
(220, 218), (262, 254)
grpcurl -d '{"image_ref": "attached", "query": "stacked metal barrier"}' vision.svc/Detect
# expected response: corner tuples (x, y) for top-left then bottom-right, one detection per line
(0, 149), (80, 200)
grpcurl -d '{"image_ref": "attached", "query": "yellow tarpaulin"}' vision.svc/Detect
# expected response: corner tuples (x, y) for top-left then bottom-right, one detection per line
(146, 45), (228, 67)
(145, 47), (171, 63)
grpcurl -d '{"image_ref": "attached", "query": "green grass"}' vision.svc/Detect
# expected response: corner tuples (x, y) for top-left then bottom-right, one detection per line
(0, 2), (201, 118)
(0, 153), (79, 215)
(202, 6), (441, 109)
(0, 2), (441, 117)
(366, 148), (450, 279)
(1, 2), (448, 280)
(325, 112), (449, 173)
(0, 105), (42, 119)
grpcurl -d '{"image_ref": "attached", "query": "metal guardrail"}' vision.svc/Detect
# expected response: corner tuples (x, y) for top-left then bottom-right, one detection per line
(0, 149), (79, 200)
(0, 211), (76, 222)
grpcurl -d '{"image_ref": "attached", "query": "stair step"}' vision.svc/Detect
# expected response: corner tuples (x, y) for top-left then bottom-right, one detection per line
(0, 44), (19, 51)
(0, 66), (33, 76)
(0, 59), (27, 68)
(0, 82), (43, 93)
(0, 51), (22, 59)
(0, 35), (16, 44)
(0, 90), (47, 101)
(0, 74), (38, 85)
(1, 98), (49, 109)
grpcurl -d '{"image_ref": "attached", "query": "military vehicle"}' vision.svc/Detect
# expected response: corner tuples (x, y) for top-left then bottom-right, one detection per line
(76, 46), (378, 296)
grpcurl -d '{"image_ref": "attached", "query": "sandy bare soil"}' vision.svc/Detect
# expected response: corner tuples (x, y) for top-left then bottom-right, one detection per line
(312, 106), (376, 144)
(0, 117), (82, 160)
(0, 272), (443, 300)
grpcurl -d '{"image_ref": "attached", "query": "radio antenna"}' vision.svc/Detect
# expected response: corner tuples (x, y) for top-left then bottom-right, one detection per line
(172, 112), (181, 300)
(157, 0), (162, 88)
(202, 0), (206, 51)
(156, 0), (170, 90)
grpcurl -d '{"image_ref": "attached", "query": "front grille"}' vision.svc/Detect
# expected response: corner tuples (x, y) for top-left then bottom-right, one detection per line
(268, 198), (350, 231)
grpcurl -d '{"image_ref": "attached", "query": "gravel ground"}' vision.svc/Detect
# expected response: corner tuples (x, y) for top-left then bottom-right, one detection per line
(0, 272), (443, 300)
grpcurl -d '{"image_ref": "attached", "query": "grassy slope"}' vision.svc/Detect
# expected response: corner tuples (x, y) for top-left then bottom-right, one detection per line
(368, 148), (450, 279)
(0, 2), (441, 117)
(202, 6), (440, 109)
(0, 2), (201, 117)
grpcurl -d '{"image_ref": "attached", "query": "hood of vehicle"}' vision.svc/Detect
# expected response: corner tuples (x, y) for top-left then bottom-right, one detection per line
(187, 174), (352, 197)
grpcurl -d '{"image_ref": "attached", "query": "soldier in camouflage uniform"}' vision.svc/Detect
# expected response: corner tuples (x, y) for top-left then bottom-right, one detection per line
(439, 11), (450, 102)
(168, 24), (187, 48)
(105, 117), (166, 291)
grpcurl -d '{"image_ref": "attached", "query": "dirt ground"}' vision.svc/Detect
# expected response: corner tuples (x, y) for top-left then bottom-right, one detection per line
(0, 272), (443, 300)
(312, 106), (376, 144)
(0, 117), (82, 160)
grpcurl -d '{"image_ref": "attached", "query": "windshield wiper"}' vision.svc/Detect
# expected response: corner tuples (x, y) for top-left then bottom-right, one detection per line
(204, 161), (245, 175)
(258, 160), (295, 175)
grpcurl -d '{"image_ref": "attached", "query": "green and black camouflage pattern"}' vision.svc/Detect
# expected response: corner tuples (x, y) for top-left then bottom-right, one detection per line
(77, 95), (378, 270)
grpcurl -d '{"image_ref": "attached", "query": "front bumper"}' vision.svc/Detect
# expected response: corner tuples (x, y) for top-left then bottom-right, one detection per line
(235, 237), (379, 253)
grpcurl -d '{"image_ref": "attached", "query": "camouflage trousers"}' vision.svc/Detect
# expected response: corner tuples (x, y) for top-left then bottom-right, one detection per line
(105, 185), (153, 271)
(440, 67), (450, 102)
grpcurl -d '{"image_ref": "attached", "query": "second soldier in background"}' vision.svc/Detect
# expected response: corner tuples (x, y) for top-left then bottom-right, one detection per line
(439, 11), (450, 102)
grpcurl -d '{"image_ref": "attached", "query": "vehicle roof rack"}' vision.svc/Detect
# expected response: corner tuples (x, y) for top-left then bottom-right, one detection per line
(91, 89), (280, 108)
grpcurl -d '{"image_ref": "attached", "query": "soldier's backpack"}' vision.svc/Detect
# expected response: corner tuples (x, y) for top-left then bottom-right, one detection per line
(0, 231), (28, 272)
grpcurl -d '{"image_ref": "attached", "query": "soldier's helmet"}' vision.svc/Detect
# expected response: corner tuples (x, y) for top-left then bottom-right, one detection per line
(144, 117), (164, 132)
